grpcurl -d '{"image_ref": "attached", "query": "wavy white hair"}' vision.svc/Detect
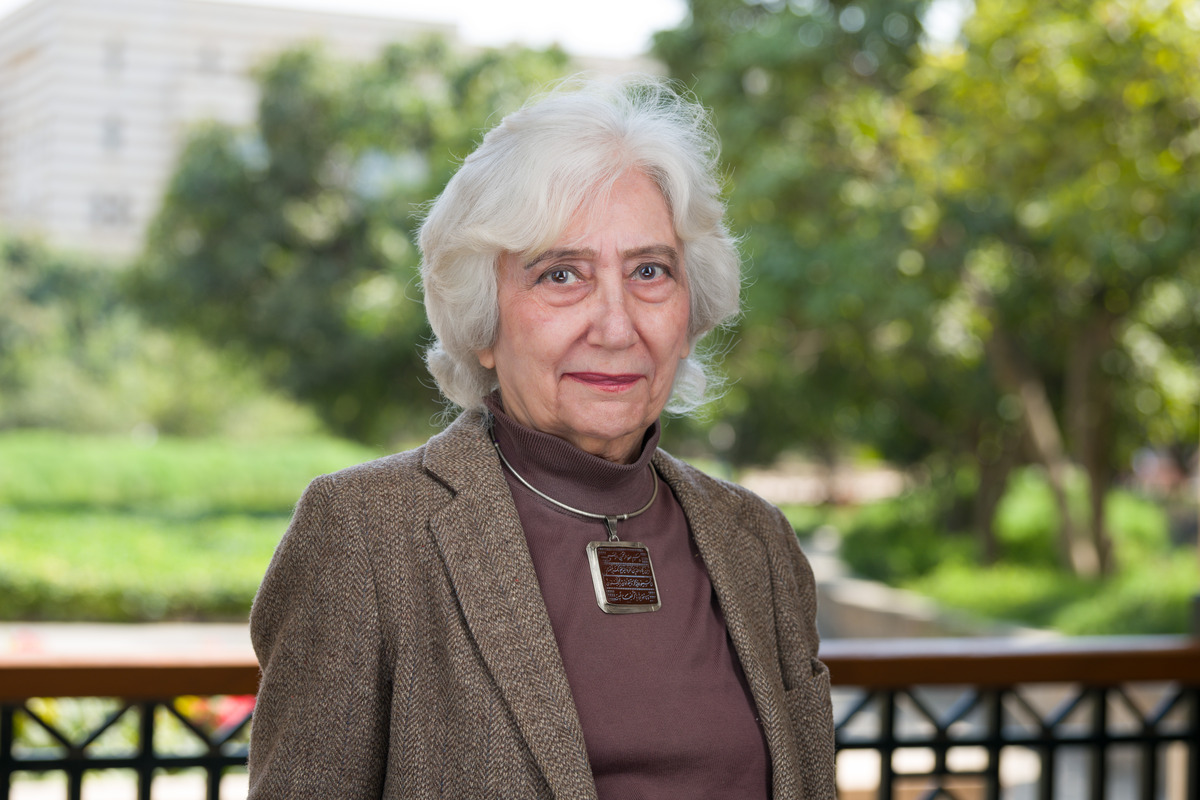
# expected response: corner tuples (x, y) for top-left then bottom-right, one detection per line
(418, 76), (741, 414)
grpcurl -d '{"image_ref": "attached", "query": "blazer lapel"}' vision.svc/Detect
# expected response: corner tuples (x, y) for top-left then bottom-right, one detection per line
(654, 452), (804, 798)
(424, 415), (597, 800)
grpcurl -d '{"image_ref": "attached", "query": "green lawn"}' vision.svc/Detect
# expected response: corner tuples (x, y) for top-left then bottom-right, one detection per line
(0, 430), (382, 621)
(4, 430), (1195, 633)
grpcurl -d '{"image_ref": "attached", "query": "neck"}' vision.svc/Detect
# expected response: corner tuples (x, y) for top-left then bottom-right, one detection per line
(484, 394), (660, 516)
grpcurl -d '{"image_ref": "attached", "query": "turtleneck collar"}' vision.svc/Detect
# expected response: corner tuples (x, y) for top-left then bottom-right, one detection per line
(484, 392), (660, 516)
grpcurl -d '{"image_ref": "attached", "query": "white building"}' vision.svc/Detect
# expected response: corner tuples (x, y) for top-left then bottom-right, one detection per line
(0, 0), (459, 259)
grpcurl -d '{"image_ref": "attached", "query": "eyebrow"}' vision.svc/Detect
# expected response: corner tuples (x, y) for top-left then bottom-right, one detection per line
(524, 244), (680, 271)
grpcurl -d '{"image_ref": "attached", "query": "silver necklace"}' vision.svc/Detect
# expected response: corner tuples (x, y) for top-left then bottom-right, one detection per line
(491, 438), (659, 540)
(491, 434), (663, 614)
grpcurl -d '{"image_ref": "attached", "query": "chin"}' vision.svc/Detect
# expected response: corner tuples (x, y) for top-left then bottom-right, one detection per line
(569, 412), (653, 445)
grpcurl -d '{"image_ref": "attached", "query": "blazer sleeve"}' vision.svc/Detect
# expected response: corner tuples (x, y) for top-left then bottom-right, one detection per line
(768, 505), (837, 800)
(247, 474), (391, 799)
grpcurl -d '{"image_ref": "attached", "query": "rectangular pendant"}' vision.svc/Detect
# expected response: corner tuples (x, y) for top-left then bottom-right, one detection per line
(585, 540), (661, 614)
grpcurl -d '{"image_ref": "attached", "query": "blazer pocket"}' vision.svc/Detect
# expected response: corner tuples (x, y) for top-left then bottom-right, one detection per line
(785, 659), (837, 800)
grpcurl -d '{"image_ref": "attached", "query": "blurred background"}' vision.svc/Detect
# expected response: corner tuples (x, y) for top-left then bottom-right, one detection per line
(1, 0), (1197, 640)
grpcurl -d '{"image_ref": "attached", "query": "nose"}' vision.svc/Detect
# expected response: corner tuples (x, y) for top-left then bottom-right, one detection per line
(587, 278), (638, 350)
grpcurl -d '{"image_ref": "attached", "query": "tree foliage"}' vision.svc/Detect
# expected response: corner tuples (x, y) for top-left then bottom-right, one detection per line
(131, 39), (568, 445)
(0, 234), (317, 436)
(0, 236), (119, 429)
(657, 0), (1200, 574)
(899, 0), (1200, 574)
(656, 0), (942, 469)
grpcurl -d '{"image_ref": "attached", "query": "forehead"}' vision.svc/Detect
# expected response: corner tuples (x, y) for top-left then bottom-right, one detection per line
(553, 170), (677, 247)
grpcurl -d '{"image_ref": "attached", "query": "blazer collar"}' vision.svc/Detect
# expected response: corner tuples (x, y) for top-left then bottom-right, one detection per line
(423, 412), (598, 799)
(652, 451), (803, 798)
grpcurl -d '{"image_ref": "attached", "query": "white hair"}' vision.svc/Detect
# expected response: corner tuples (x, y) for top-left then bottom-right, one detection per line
(418, 75), (741, 414)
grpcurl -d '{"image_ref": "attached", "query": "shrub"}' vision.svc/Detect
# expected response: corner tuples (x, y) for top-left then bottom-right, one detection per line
(1051, 552), (1197, 635)
(839, 466), (1194, 634)
(1, 233), (322, 439)
(991, 469), (1063, 568)
(906, 563), (1094, 630)
(838, 489), (978, 583)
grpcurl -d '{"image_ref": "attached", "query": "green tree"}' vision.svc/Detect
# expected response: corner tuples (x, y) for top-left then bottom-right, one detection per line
(131, 39), (568, 445)
(895, 0), (1200, 575)
(654, 1), (968, 473)
(657, 0), (1200, 575)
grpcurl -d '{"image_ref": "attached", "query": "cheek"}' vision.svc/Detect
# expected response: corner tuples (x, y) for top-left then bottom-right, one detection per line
(658, 301), (692, 360)
(495, 307), (560, 371)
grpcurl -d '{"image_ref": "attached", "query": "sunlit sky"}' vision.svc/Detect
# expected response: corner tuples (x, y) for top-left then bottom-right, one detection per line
(0, 0), (689, 59)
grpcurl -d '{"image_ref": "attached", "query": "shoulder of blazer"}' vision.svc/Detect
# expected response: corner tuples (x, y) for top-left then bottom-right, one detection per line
(306, 410), (495, 500)
(651, 448), (791, 541)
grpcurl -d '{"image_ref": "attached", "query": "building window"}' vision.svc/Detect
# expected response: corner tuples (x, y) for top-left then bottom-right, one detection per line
(101, 115), (124, 151)
(197, 44), (221, 73)
(103, 38), (125, 73)
(89, 193), (133, 227)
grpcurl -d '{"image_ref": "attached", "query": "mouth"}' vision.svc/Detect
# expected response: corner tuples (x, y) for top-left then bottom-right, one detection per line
(565, 373), (644, 392)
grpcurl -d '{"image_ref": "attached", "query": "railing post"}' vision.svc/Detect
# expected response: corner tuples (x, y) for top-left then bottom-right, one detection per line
(1188, 687), (1199, 800)
(879, 690), (896, 800)
(984, 690), (1002, 800)
(1038, 722), (1055, 800)
(137, 701), (155, 800)
(1139, 745), (1158, 800)
(207, 762), (223, 800)
(66, 762), (83, 800)
(1, 705), (13, 800)
(1090, 688), (1107, 800)
(66, 732), (83, 800)
(1140, 702), (1158, 800)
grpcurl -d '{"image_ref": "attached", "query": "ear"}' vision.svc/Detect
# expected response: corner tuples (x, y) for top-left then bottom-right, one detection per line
(476, 348), (496, 370)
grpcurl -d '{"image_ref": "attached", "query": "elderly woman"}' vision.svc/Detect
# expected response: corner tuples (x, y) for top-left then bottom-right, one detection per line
(248, 77), (835, 799)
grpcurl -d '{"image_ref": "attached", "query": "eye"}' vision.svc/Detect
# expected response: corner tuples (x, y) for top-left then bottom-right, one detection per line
(634, 263), (668, 281)
(540, 268), (578, 285)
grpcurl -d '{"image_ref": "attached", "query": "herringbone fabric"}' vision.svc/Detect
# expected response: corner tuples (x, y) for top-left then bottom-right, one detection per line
(248, 411), (836, 799)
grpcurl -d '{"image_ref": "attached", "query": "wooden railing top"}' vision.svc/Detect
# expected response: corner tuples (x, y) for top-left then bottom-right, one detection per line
(0, 652), (261, 701)
(1, 635), (1197, 701)
(820, 635), (1200, 688)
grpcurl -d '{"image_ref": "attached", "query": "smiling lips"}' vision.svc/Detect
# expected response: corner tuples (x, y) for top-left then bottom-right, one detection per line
(566, 372), (644, 392)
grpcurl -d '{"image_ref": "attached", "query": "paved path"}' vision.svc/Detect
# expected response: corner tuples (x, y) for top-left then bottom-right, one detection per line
(0, 622), (253, 659)
(10, 772), (249, 800)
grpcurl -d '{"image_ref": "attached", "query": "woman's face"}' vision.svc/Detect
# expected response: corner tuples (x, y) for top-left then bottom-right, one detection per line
(477, 170), (691, 464)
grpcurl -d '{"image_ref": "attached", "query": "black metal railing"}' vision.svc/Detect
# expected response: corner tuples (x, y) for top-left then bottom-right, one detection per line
(831, 683), (1198, 799)
(1, 653), (258, 800)
(2, 636), (1198, 799)
(822, 636), (1200, 799)
(1, 698), (252, 800)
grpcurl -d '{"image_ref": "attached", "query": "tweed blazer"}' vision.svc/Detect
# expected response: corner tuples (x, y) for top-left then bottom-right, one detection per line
(247, 411), (836, 799)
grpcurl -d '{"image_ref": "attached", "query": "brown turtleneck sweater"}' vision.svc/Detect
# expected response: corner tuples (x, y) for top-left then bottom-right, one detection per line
(486, 396), (770, 799)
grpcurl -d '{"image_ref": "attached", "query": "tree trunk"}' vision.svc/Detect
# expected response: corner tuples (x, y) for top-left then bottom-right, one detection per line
(973, 426), (1021, 565)
(1065, 313), (1117, 575)
(983, 329), (1101, 577)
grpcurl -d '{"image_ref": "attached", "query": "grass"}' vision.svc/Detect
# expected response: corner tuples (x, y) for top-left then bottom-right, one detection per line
(0, 429), (380, 513)
(4, 430), (1196, 633)
(0, 430), (383, 621)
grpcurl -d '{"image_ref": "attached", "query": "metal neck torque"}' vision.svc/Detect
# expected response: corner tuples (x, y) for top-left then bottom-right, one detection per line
(489, 432), (659, 543)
